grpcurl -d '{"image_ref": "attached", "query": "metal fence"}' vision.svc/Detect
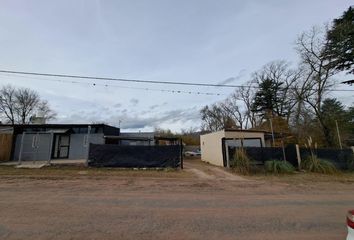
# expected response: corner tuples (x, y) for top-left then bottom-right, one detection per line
(14, 132), (54, 164)
(228, 145), (353, 170)
(88, 144), (183, 168)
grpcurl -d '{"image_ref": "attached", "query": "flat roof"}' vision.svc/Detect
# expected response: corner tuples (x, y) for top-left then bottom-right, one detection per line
(0, 123), (119, 129)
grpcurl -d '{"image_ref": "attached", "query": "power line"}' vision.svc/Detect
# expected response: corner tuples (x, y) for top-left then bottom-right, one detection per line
(0, 69), (353, 92)
(0, 69), (245, 88)
(0, 73), (226, 96)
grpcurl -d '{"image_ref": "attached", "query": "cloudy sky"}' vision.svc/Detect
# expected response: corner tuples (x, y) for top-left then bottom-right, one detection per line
(0, 0), (352, 132)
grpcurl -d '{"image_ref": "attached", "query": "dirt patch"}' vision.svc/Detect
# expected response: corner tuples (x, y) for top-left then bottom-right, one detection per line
(0, 160), (353, 240)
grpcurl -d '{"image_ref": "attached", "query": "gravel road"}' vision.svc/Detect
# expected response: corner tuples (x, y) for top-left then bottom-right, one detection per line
(0, 159), (352, 240)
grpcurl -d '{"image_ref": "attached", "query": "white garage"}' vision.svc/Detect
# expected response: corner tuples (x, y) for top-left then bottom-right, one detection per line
(200, 129), (272, 167)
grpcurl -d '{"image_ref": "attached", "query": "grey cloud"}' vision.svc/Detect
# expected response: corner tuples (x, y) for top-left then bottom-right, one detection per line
(217, 69), (247, 85)
(130, 98), (139, 106)
(113, 103), (122, 108)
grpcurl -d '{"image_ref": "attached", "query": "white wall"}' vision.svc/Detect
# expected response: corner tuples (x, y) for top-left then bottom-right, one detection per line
(200, 130), (225, 167)
(200, 130), (266, 167)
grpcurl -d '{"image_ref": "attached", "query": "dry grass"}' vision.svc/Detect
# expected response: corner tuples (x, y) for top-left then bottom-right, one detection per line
(0, 165), (191, 180)
(247, 171), (354, 185)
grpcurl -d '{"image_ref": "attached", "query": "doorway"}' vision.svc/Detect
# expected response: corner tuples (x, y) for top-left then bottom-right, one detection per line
(52, 134), (70, 159)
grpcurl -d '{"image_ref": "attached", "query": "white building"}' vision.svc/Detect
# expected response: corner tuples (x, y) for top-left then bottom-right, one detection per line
(200, 129), (272, 167)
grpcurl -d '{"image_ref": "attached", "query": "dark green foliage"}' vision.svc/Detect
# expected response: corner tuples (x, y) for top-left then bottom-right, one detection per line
(251, 78), (284, 117)
(265, 160), (295, 174)
(325, 6), (354, 74)
(231, 148), (250, 175)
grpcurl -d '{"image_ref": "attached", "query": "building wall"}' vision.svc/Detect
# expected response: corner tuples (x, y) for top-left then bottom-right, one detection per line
(200, 130), (267, 167)
(200, 130), (225, 167)
(13, 133), (104, 161)
(68, 133), (104, 159)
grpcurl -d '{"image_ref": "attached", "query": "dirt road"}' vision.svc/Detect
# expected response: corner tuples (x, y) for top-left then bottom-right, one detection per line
(0, 159), (353, 240)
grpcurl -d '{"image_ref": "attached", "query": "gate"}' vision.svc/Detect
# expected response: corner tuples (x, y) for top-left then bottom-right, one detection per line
(14, 132), (54, 163)
(0, 134), (13, 161)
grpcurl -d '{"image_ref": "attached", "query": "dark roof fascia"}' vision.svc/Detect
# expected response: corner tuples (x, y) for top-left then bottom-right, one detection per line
(223, 128), (270, 134)
(104, 135), (153, 141)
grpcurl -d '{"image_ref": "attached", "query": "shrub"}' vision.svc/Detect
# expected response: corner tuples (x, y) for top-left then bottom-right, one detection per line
(302, 136), (338, 174)
(302, 155), (337, 174)
(231, 148), (250, 175)
(338, 151), (354, 171)
(346, 154), (354, 171)
(265, 160), (295, 174)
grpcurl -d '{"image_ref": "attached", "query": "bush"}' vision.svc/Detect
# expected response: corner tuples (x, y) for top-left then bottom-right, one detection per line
(265, 160), (295, 174)
(346, 154), (354, 171)
(231, 148), (250, 175)
(302, 155), (337, 174)
(338, 151), (354, 171)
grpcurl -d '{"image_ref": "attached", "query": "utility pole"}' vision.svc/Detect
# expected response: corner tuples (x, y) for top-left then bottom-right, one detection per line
(335, 120), (343, 149)
(269, 118), (275, 147)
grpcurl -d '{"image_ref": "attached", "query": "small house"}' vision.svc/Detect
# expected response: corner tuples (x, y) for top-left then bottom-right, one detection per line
(200, 129), (274, 167)
(3, 124), (120, 162)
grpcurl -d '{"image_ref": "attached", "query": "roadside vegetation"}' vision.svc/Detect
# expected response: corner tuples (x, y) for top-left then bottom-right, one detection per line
(265, 160), (295, 174)
(230, 148), (251, 175)
(0, 165), (191, 179)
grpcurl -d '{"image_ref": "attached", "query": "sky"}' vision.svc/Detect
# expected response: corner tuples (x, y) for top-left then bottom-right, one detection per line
(0, 0), (353, 132)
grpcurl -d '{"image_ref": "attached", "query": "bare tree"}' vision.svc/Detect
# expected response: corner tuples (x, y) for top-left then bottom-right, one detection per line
(0, 85), (17, 124)
(0, 85), (56, 125)
(220, 97), (246, 129)
(200, 103), (237, 132)
(36, 100), (57, 122)
(232, 81), (259, 129)
(295, 26), (339, 146)
(15, 88), (40, 124)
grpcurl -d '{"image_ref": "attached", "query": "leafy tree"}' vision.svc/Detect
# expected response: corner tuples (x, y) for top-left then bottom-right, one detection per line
(251, 78), (283, 118)
(252, 61), (301, 123)
(325, 6), (354, 74)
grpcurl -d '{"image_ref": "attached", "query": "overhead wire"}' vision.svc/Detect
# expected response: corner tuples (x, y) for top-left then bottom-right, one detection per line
(0, 73), (226, 96)
(0, 69), (353, 92)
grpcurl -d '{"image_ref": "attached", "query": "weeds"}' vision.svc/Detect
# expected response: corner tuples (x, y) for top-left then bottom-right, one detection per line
(302, 155), (337, 174)
(231, 148), (250, 175)
(302, 137), (338, 174)
(265, 160), (295, 174)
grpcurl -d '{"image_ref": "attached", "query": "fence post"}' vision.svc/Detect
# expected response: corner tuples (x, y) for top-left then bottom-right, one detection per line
(85, 125), (91, 167)
(225, 142), (230, 168)
(180, 138), (183, 169)
(47, 131), (54, 165)
(335, 120), (343, 150)
(296, 144), (301, 170)
(18, 132), (25, 165)
(33, 133), (39, 164)
(281, 134), (287, 162)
